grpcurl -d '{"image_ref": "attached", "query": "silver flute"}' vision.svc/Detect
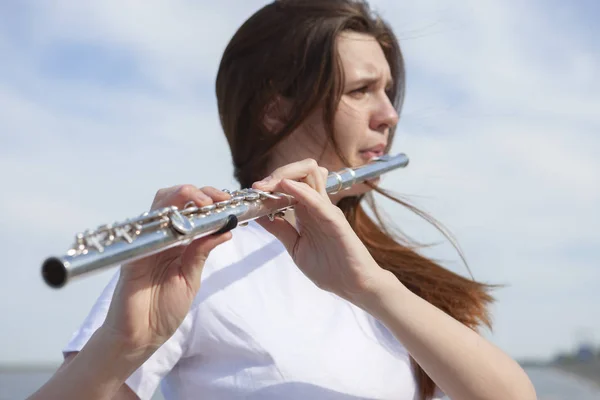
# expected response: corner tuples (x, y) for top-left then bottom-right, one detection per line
(41, 153), (409, 288)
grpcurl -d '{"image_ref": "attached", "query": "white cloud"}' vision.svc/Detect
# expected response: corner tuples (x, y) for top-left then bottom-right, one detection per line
(22, 0), (264, 96)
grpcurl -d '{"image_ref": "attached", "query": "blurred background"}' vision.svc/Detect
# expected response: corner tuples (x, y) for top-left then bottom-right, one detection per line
(0, 0), (598, 399)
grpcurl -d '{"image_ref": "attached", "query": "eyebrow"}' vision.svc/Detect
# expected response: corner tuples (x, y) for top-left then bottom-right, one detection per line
(349, 74), (394, 89)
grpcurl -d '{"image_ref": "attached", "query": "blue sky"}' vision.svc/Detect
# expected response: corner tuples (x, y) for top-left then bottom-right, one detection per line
(0, 0), (598, 366)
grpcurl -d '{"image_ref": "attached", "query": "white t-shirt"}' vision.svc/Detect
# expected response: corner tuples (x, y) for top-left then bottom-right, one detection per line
(63, 221), (446, 400)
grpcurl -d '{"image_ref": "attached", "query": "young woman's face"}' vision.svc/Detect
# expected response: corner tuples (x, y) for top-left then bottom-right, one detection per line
(269, 31), (399, 199)
(330, 31), (398, 169)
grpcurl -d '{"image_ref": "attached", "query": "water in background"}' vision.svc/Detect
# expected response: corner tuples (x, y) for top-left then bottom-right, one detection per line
(1, 367), (599, 400)
(0, 370), (163, 400)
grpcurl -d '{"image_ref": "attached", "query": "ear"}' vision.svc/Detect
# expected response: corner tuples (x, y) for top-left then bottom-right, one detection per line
(263, 95), (292, 134)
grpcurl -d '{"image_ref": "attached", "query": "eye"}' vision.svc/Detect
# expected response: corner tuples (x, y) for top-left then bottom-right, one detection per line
(349, 85), (369, 98)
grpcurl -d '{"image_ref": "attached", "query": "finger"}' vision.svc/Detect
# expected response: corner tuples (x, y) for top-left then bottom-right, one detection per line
(318, 166), (328, 184)
(253, 159), (318, 191)
(301, 164), (327, 197)
(253, 159), (327, 196)
(152, 184), (213, 210)
(302, 171), (321, 195)
(153, 185), (232, 211)
(316, 166), (329, 198)
(180, 231), (233, 287)
(279, 178), (331, 215)
(255, 214), (300, 257)
(199, 186), (232, 203)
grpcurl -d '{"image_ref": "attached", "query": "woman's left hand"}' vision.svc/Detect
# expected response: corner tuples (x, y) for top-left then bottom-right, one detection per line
(252, 158), (391, 302)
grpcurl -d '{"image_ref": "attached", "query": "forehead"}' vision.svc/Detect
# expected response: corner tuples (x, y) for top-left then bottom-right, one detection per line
(336, 31), (391, 80)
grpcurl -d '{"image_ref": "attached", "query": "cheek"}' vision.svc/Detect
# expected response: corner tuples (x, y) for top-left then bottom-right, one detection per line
(333, 104), (368, 163)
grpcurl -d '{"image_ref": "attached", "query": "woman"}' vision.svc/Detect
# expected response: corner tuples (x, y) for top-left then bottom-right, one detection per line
(30, 1), (536, 399)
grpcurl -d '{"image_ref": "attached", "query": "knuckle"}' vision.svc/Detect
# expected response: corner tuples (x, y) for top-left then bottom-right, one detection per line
(331, 205), (346, 219)
(305, 158), (319, 169)
(155, 188), (166, 198)
(269, 167), (283, 178)
(318, 166), (329, 176)
(153, 186), (175, 203)
(151, 186), (178, 209)
(176, 184), (197, 200)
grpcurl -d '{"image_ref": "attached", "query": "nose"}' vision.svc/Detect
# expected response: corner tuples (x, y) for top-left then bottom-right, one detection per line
(370, 93), (399, 134)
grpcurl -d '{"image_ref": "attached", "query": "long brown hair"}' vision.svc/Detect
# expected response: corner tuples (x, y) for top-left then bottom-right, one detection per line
(216, 1), (497, 398)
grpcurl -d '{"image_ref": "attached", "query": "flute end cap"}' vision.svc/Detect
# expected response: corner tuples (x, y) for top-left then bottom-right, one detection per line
(42, 257), (67, 289)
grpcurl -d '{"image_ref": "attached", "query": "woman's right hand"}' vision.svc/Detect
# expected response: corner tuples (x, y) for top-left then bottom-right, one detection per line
(100, 185), (233, 357)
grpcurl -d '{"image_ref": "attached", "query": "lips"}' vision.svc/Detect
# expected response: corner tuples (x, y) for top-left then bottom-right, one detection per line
(359, 143), (386, 161)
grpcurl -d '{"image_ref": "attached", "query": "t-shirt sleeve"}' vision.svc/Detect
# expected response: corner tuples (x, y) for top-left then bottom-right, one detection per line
(62, 269), (195, 400)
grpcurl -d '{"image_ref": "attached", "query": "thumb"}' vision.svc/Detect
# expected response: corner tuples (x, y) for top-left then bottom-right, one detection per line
(255, 214), (300, 257)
